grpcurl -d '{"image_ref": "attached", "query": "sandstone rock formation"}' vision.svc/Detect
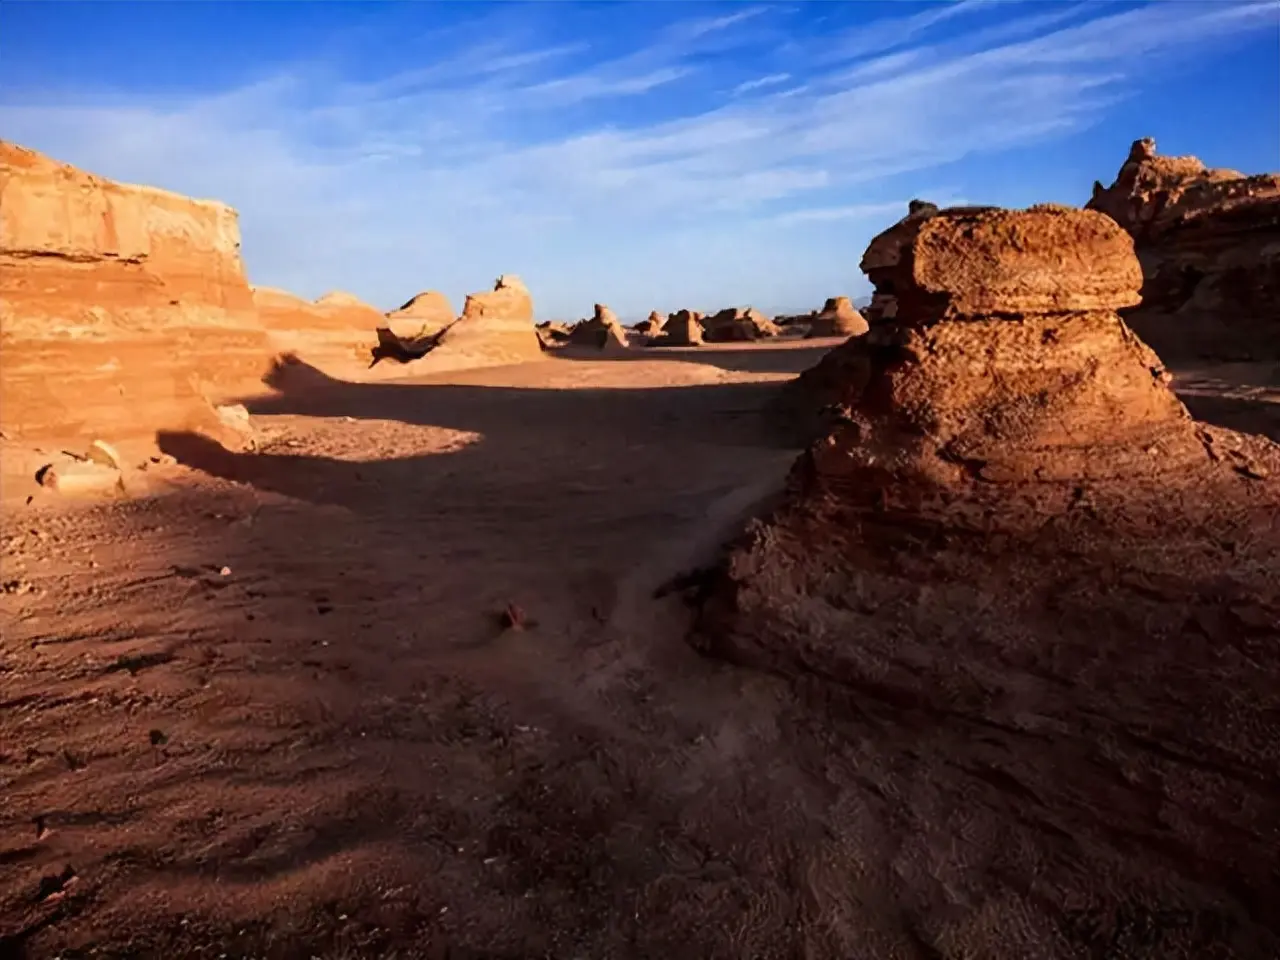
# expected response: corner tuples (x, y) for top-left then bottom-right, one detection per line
(0, 140), (272, 466)
(1087, 137), (1280, 362)
(695, 202), (1280, 954)
(652, 309), (704, 347)
(253, 286), (383, 372)
(804, 296), (869, 338)
(385, 290), (455, 339)
(568, 303), (629, 350)
(393, 274), (541, 373)
(535, 321), (572, 348)
(702, 307), (780, 342)
(635, 311), (665, 334)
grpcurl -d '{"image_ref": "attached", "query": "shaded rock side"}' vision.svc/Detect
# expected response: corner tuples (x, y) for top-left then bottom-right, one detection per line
(384, 290), (455, 339)
(0, 140), (273, 460)
(635, 310), (665, 334)
(694, 201), (1280, 957)
(1086, 137), (1280, 362)
(805, 296), (869, 338)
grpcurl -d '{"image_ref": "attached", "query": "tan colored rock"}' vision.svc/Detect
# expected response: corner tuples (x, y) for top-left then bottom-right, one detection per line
(0, 140), (273, 462)
(635, 311), (665, 334)
(385, 290), (455, 339)
(805, 297), (868, 338)
(702, 307), (781, 342)
(653, 309), (704, 347)
(568, 304), (629, 350)
(1086, 137), (1280, 361)
(394, 275), (541, 373)
(535, 321), (572, 348)
(37, 458), (123, 497)
(252, 285), (381, 374)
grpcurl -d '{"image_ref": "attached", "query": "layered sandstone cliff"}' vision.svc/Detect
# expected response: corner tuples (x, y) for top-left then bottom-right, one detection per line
(1087, 137), (1280, 361)
(0, 141), (272, 466)
(694, 205), (1280, 954)
(253, 286), (382, 373)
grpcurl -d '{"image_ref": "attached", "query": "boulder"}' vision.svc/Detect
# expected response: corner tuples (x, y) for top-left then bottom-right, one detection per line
(693, 203), (1280, 952)
(804, 296), (869, 338)
(1086, 137), (1280, 362)
(702, 307), (781, 342)
(0, 140), (273, 465)
(385, 290), (455, 339)
(568, 303), (629, 350)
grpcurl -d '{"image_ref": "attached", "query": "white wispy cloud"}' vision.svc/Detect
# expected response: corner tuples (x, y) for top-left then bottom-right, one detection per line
(733, 73), (792, 95)
(0, 1), (1273, 317)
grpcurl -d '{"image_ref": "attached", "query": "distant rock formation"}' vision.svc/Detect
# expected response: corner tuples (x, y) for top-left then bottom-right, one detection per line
(693, 202), (1280, 955)
(651, 309), (704, 347)
(385, 290), (455, 339)
(804, 296), (869, 338)
(702, 307), (780, 342)
(0, 140), (272, 461)
(1087, 137), (1280, 362)
(635, 311), (665, 334)
(395, 274), (541, 373)
(535, 321), (572, 349)
(254, 286), (384, 372)
(568, 303), (629, 350)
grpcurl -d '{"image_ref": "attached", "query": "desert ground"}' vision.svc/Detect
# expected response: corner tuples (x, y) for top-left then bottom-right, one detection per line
(3, 341), (1278, 959)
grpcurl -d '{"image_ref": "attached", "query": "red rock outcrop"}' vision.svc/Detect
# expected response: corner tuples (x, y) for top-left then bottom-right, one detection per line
(0, 141), (273, 470)
(384, 290), (455, 339)
(390, 274), (541, 373)
(694, 202), (1280, 953)
(804, 296), (868, 338)
(1087, 137), (1280, 361)
(702, 307), (780, 342)
(567, 303), (629, 350)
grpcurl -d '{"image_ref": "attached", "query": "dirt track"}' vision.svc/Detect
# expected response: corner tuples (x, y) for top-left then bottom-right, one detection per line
(2, 344), (1278, 959)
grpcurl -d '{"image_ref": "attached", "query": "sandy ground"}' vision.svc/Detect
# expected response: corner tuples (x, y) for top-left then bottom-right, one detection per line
(2, 342), (1277, 959)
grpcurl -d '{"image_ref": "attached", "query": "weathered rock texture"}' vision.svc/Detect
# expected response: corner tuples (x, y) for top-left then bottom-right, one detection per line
(696, 204), (1280, 956)
(702, 307), (780, 342)
(535, 321), (572, 348)
(634, 311), (665, 334)
(568, 303), (629, 350)
(253, 286), (382, 372)
(385, 290), (455, 339)
(804, 296), (869, 338)
(0, 141), (272, 462)
(652, 309), (704, 347)
(393, 274), (540, 373)
(1087, 137), (1280, 362)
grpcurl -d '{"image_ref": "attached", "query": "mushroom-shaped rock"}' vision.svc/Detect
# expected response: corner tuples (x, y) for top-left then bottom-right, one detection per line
(693, 204), (1280, 952)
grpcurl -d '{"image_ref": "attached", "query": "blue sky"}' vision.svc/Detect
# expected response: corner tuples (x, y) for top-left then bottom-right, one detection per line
(2, 1), (1277, 320)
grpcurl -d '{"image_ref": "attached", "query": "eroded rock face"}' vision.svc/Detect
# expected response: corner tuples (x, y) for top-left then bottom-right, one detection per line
(695, 204), (1280, 954)
(395, 274), (541, 373)
(568, 303), (629, 350)
(1087, 137), (1280, 361)
(805, 296), (869, 338)
(0, 141), (272, 461)
(702, 307), (780, 342)
(253, 286), (383, 373)
(635, 310), (665, 334)
(385, 290), (455, 338)
(653, 309), (704, 347)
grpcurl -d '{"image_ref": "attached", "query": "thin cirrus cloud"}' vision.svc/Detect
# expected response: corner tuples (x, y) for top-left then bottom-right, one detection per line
(0, 0), (1274, 318)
